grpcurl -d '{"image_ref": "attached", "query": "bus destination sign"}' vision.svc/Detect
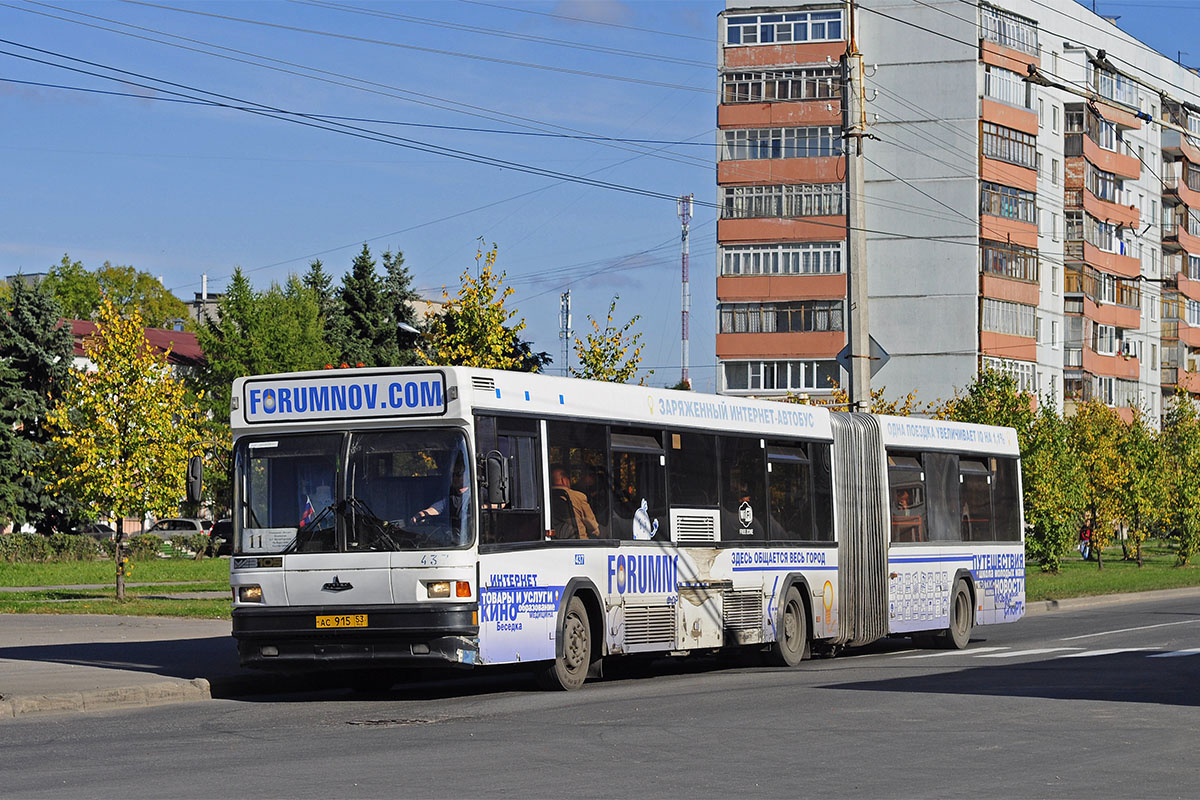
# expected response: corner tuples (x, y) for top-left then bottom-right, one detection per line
(242, 371), (446, 423)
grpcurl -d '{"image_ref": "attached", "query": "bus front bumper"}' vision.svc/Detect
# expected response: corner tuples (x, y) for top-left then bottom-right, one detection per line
(232, 604), (479, 671)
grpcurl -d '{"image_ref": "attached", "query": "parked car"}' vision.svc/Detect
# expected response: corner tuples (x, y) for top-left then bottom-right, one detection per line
(209, 518), (233, 556)
(71, 522), (116, 541)
(145, 518), (212, 537)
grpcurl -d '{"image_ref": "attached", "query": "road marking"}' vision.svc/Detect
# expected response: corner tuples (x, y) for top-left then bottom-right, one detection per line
(900, 647), (1010, 659)
(1147, 648), (1200, 658)
(1060, 619), (1200, 641)
(977, 647), (1083, 658)
(1057, 647), (1154, 658)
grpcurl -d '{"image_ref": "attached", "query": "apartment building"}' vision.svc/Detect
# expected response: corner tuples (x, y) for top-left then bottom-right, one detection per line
(716, 0), (1200, 420)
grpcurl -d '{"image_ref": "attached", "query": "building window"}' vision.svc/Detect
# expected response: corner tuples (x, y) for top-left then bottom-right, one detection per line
(1086, 164), (1120, 202)
(721, 242), (844, 275)
(1052, 158), (1061, 186)
(1051, 320), (1059, 348)
(721, 183), (845, 218)
(1038, 98), (1045, 127)
(726, 10), (844, 45)
(982, 122), (1036, 169)
(721, 126), (843, 160)
(1052, 264), (1059, 294)
(720, 301), (844, 334)
(981, 356), (1037, 392)
(721, 67), (842, 104)
(981, 240), (1039, 282)
(1187, 299), (1200, 327)
(980, 4), (1039, 54)
(1089, 64), (1139, 108)
(980, 182), (1036, 223)
(1052, 104), (1060, 133)
(724, 360), (840, 393)
(984, 64), (1032, 109)
(981, 298), (1036, 338)
(1092, 323), (1117, 355)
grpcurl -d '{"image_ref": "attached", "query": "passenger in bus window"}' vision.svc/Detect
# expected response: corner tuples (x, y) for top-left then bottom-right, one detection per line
(409, 457), (470, 538)
(549, 467), (599, 539)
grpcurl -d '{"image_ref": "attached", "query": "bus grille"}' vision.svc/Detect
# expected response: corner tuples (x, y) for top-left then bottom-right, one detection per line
(624, 605), (675, 646)
(471, 376), (496, 392)
(671, 512), (717, 544)
(723, 591), (762, 631)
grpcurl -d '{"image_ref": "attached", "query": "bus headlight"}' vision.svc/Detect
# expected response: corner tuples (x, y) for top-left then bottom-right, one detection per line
(426, 581), (451, 598)
(238, 585), (263, 603)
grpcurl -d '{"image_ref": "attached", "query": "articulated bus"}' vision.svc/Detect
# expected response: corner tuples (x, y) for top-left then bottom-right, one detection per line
(196, 366), (1025, 690)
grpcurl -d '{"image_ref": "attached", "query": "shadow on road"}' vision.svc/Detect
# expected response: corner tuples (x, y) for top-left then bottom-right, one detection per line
(0, 636), (240, 681)
(823, 651), (1200, 707)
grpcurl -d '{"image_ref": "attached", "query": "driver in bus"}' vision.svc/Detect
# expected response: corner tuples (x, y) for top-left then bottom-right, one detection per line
(409, 457), (469, 538)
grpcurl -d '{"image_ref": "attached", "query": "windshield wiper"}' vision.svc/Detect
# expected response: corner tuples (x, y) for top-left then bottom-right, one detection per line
(343, 496), (404, 551)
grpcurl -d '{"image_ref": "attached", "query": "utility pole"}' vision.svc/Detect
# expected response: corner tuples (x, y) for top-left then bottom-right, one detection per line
(844, 0), (871, 410)
(559, 290), (573, 377)
(677, 194), (693, 389)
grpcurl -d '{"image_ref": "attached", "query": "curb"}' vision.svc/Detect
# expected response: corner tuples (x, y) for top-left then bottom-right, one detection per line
(0, 678), (210, 720)
(1024, 585), (1200, 615)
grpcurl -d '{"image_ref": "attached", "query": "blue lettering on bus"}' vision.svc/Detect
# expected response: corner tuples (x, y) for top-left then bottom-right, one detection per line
(348, 384), (363, 410)
(330, 385), (346, 411)
(607, 554), (678, 595)
(278, 387), (293, 414)
(404, 382), (419, 407)
(249, 389), (261, 415)
(249, 378), (443, 417)
(421, 381), (443, 408)
(310, 385), (328, 412)
(389, 382), (404, 408)
(364, 384), (378, 409)
(293, 386), (308, 413)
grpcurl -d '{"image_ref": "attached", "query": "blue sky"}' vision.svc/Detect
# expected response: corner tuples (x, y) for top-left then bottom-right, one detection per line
(1, 0), (1196, 391)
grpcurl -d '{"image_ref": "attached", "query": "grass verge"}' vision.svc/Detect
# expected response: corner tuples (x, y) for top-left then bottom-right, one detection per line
(0, 557), (229, 587)
(1026, 539), (1199, 601)
(0, 595), (230, 619)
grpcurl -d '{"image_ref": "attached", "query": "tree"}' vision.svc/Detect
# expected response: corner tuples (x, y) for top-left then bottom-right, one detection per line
(1161, 389), (1200, 566)
(1022, 402), (1085, 572)
(42, 254), (190, 327)
(302, 258), (341, 359)
(935, 369), (1035, 439)
(336, 245), (395, 367)
(1118, 407), (1167, 566)
(420, 244), (534, 370)
(0, 279), (76, 532)
(571, 296), (649, 384)
(380, 248), (421, 366)
(1067, 400), (1128, 569)
(43, 298), (204, 599)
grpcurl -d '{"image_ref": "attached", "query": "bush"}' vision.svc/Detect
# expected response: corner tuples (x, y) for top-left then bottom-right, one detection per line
(45, 533), (104, 561)
(0, 532), (105, 563)
(126, 534), (164, 561)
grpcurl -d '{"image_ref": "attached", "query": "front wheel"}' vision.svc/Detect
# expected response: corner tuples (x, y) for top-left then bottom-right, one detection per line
(940, 578), (973, 650)
(766, 586), (809, 667)
(536, 596), (591, 691)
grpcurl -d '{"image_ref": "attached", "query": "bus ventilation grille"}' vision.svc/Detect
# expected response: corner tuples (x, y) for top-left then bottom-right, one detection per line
(723, 591), (763, 631)
(671, 513), (717, 544)
(624, 605), (675, 646)
(471, 376), (496, 392)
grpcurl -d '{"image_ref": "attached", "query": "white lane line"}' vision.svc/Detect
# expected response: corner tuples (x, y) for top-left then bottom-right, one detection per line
(977, 647), (1084, 658)
(1147, 648), (1200, 658)
(1060, 619), (1200, 641)
(1057, 647), (1154, 658)
(900, 646), (1010, 659)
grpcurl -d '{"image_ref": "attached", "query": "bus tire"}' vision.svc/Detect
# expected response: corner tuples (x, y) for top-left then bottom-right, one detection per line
(940, 578), (973, 650)
(766, 586), (808, 667)
(537, 596), (591, 691)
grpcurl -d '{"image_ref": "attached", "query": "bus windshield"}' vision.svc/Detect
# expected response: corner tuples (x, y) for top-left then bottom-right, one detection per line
(236, 429), (473, 554)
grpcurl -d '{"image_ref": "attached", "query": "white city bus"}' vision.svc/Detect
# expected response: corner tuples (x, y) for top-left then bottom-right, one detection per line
(200, 366), (1025, 690)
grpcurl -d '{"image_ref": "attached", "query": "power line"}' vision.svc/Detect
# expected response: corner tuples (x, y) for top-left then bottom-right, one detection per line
(114, 0), (715, 94)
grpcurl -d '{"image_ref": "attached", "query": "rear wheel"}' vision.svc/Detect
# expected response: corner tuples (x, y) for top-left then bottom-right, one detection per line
(940, 578), (973, 650)
(766, 586), (808, 667)
(536, 596), (591, 691)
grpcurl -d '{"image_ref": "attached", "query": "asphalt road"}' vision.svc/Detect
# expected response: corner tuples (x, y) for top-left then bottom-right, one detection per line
(4, 595), (1198, 800)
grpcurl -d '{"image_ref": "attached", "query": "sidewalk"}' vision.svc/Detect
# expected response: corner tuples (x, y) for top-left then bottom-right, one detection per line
(2, 586), (1198, 719)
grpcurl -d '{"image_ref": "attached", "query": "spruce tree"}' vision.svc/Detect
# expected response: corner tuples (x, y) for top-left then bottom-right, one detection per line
(303, 258), (340, 361)
(0, 278), (76, 531)
(336, 244), (392, 367)
(381, 248), (420, 366)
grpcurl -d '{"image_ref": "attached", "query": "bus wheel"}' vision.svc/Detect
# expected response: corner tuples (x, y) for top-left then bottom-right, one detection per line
(767, 586), (808, 667)
(940, 579), (973, 650)
(537, 596), (591, 691)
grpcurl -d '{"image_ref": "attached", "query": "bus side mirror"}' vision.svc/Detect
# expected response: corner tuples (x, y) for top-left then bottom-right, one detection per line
(484, 451), (509, 507)
(186, 455), (203, 504)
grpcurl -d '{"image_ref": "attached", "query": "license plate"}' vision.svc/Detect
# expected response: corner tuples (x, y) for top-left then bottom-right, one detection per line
(315, 614), (368, 629)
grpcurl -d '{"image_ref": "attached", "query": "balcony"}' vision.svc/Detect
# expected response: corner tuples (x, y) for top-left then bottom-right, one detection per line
(716, 330), (845, 359)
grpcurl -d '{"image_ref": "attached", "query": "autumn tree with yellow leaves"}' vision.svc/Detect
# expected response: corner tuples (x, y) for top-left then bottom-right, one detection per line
(571, 296), (649, 384)
(43, 298), (204, 599)
(420, 244), (548, 371)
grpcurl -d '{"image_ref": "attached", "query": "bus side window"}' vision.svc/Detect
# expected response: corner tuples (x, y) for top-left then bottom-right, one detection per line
(992, 457), (1022, 541)
(667, 431), (718, 508)
(959, 459), (994, 541)
(610, 428), (667, 541)
(887, 452), (925, 543)
(719, 435), (766, 542)
(767, 442), (813, 541)
(546, 420), (610, 539)
(811, 442), (834, 541)
(475, 415), (542, 546)
(923, 452), (962, 542)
